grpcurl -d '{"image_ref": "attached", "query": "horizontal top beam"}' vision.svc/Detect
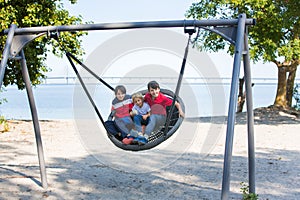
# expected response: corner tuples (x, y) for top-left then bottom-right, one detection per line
(1, 18), (255, 35)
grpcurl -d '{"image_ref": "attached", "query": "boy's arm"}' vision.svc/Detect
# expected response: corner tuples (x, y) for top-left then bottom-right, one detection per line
(142, 103), (151, 120)
(142, 111), (151, 120)
(108, 110), (116, 121)
(175, 101), (185, 118)
(130, 105), (137, 116)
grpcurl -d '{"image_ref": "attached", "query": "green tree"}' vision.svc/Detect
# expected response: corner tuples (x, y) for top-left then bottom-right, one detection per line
(0, 0), (87, 89)
(186, 0), (300, 108)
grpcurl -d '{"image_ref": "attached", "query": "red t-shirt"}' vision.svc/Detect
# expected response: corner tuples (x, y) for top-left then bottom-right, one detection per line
(111, 95), (133, 118)
(144, 92), (172, 115)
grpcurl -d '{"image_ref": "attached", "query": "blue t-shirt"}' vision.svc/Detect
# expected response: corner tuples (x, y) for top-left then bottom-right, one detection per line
(132, 102), (151, 115)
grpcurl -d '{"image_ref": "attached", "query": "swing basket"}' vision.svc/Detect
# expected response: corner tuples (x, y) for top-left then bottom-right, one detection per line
(106, 88), (185, 151)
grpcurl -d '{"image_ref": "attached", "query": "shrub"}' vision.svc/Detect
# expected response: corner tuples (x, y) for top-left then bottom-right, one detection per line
(0, 116), (9, 132)
(240, 182), (258, 200)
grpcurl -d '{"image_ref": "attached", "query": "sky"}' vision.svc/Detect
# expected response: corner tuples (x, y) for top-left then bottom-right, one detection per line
(47, 0), (201, 77)
(45, 0), (299, 80)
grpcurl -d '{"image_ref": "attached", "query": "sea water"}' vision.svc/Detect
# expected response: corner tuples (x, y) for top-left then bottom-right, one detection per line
(0, 79), (280, 120)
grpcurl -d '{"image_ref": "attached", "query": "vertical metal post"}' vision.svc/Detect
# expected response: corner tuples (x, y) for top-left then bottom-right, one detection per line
(243, 32), (256, 194)
(0, 24), (17, 88)
(20, 50), (48, 189)
(221, 14), (246, 199)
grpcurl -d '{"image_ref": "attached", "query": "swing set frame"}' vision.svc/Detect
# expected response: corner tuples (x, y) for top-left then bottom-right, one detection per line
(0, 14), (255, 199)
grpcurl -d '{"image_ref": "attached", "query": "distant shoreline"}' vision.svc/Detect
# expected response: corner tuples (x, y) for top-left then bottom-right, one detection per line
(4, 106), (300, 125)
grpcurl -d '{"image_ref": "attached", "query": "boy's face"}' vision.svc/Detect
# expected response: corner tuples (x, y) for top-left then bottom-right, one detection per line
(134, 98), (143, 107)
(149, 87), (160, 98)
(116, 89), (125, 101)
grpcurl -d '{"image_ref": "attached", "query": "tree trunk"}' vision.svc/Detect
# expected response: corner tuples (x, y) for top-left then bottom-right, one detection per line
(237, 77), (245, 113)
(237, 77), (254, 113)
(274, 66), (288, 108)
(286, 66), (297, 107)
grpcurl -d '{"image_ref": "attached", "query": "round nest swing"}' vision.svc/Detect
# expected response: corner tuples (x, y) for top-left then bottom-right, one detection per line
(106, 88), (185, 151)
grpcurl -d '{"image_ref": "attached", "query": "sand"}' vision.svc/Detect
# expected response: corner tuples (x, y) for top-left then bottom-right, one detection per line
(0, 107), (299, 200)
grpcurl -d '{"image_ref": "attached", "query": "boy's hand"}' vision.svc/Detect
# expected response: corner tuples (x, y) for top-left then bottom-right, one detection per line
(130, 110), (138, 116)
(142, 114), (148, 120)
(175, 101), (185, 118)
(179, 110), (185, 118)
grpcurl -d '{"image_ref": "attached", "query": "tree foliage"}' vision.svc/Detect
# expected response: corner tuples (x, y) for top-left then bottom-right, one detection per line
(0, 0), (87, 89)
(186, 0), (300, 108)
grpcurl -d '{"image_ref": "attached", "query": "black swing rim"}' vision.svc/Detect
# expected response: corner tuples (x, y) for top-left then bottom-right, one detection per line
(107, 88), (185, 151)
(65, 52), (185, 151)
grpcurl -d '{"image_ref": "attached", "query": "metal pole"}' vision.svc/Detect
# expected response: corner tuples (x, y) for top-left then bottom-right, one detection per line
(221, 14), (246, 200)
(243, 33), (256, 194)
(2, 19), (255, 35)
(0, 24), (16, 88)
(20, 50), (48, 189)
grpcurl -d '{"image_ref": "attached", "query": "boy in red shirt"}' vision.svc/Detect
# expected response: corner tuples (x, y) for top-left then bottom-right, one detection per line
(135, 81), (184, 144)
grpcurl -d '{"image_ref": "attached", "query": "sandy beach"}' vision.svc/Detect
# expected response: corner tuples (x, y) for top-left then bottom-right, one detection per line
(0, 107), (299, 200)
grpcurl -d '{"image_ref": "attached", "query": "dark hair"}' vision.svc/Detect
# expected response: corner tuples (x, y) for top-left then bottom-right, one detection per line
(147, 80), (160, 90)
(114, 85), (126, 95)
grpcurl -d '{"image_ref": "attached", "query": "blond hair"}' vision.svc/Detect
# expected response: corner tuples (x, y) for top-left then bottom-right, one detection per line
(132, 92), (144, 102)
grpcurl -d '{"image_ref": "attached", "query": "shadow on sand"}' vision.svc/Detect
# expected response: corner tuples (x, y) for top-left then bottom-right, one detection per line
(0, 143), (299, 200)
